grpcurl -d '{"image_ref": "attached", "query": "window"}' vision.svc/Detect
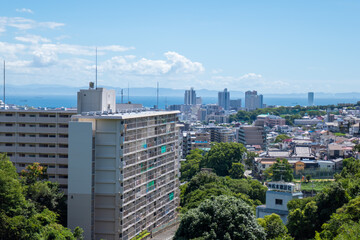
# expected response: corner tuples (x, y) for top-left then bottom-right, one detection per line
(5, 143), (13, 146)
(275, 199), (283, 205)
(5, 123), (13, 126)
(5, 133), (13, 136)
(5, 113), (13, 117)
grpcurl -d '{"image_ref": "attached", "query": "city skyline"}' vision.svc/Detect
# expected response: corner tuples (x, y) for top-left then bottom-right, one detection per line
(0, 1), (360, 93)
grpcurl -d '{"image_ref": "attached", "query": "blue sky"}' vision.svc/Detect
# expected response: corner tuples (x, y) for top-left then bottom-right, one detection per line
(0, 0), (359, 93)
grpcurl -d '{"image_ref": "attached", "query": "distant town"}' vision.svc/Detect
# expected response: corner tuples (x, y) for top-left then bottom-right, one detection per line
(0, 84), (359, 239)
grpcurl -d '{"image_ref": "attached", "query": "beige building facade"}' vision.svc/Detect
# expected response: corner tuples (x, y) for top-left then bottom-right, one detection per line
(68, 110), (180, 240)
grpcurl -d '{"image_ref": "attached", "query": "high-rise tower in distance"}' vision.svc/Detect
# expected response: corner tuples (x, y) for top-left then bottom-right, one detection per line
(218, 88), (230, 110)
(184, 88), (196, 105)
(308, 92), (314, 106)
(245, 90), (263, 111)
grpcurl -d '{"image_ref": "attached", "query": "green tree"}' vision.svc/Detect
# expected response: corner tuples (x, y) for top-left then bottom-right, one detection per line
(264, 158), (293, 182)
(203, 142), (247, 177)
(257, 214), (292, 240)
(20, 162), (48, 185)
(180, 149), (204, 182)
(319, 196), (360, 239)
(0, 154), (82, 239)
(175, 195), (266, 240)
(274, 134), (291, 143)
(229, 162), (245, 179)
(244, 151), (257, 170)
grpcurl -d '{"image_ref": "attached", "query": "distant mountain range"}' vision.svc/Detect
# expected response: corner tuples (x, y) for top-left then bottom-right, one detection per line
(4, 84), (360, 99)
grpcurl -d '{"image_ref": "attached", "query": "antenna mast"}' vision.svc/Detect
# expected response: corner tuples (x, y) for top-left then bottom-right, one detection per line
(156, 82), (159, 110)
(121, 89), (124, 104)
(127, 83), (130, 103)
(95, 47), (98, 89)
(3, 60), (5, 105)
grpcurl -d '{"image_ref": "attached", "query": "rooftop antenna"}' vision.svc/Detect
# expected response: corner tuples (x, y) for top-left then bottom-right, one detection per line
(156, 82), (159, 110)
(121, 89), (124, 104)
(95, 47), (98, 89)
(3, 60), (5, 105)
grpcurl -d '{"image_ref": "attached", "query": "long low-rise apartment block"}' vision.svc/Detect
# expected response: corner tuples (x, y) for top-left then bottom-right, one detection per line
(0, 109), (76, 190)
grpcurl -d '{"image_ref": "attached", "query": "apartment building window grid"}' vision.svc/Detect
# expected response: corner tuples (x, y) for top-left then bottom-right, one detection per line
(118, 114), (178, 240)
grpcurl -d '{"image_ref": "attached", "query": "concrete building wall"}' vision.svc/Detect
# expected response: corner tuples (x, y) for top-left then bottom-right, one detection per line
(68, 121), (93, 240)
(77, 88), (116, 114)
(68, 111), (180, 240)
(0, 110), (76, 191)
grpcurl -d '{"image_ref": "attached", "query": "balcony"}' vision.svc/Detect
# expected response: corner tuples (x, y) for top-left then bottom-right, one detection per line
(17, 146), (36, 153)
(57, 128), (69, 134)
(58, 137), (68, 144)
(37, 137), (57, 143)
(0, 136), (16, 142)
(37, 147), (58, 153)
(17, 126), (36, 133)
(0, 126), (17, 132)
(36, 127), (58, 134)
(0, 116), (17, 122)
(57, 148), (68, 154)
(56, 158), (68, 164)
(17, 136), (36, 143)
(17, 116), (36, 123)
(57, 168), (68, 175)
(0, 146), (16, 152)
(37, 117), (58, 123)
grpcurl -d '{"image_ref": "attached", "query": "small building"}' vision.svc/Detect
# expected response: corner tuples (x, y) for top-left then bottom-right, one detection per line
(256, 182), (303, 223)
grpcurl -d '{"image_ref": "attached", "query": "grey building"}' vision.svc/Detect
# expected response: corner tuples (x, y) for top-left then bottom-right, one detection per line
(245, 90), (263, 111)
(68, 88), (180, 240)
(256, 182), (303, 223)
(0, 108), (76, 192)
(184, 88), (196, 105)
(230, 99), (242, 110)
(308, 92), (314, 106)
(237, 126), (266, 149)
(218, 88), (230, 110)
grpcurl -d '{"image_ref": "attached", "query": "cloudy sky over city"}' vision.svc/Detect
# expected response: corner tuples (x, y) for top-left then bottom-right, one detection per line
(0, 1), (359, 93)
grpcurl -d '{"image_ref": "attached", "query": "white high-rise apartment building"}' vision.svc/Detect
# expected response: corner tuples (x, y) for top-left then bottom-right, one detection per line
(68, 89), (180, 240)
(218, 88), (230, 110)
(184, 87), (196, 105)
(245, 90), (263, 111)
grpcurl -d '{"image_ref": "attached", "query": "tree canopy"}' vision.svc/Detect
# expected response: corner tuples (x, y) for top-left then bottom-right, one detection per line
(257, 214), (293, 240)
(202, 142), (247, 177)
(175, 195), (266, 240)
(0, 154), (82, 239)
(264, 158), (294, 182)
(180, 171), (266, 213)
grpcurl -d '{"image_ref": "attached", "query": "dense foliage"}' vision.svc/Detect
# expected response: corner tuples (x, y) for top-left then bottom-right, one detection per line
(257, 214), (293, 240)
(287, 157), (360, 240)
(264, 158), (294, 182)
(0, 154), (82, 239)
(175, 195), (266, 240)
(180, 171), (266, 213)
(180, 142), (248, 181)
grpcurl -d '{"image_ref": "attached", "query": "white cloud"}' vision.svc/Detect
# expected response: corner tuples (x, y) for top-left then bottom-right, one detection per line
(16, 8), (34, 14)
(0, 17), (64, 32)
(0, 41), (27, 59)
(102, 51), (204, 76)
(15, 35), (51, 44)
(98, 45), (135, 52)
(239, 73), (262, 79)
